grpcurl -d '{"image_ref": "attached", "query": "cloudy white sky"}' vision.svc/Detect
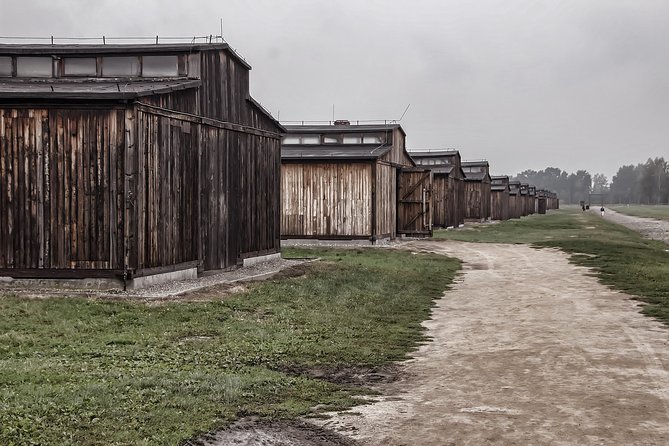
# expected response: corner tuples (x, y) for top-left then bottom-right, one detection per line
(1, 0), (668, 180)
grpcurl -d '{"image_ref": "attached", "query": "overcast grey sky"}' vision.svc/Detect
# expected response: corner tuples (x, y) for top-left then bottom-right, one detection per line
(1, 0), (668, 180)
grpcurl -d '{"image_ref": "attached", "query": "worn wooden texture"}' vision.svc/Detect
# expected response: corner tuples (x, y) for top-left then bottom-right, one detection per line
(491, 189), (510, 221)
(140, 89), (199, 115)
(464, 180), (491, 221)
(397, 168), (433, 237)
(375, 163), (397, 238)
(136, 108), (281, 271)
(432, 175), (448, 228)
(508, 189), (522, 219)
(379, 129), (414, 167)
(453, 178), (465, 226)
(281, 162), (372, 238)
(199, 50), (249, 124)
(1, 104), (280, 275)
(134, 109), (199, 270)
(432, 174), (461, 228)
(0, 107), (125, 270)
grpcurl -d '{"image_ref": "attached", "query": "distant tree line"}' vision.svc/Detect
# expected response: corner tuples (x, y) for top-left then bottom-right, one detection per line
(512, 157), (668, 204)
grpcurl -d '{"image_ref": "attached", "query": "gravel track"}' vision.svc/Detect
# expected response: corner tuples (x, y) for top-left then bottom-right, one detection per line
(315, 240), (669, 445)
(602, 208), (669, 245)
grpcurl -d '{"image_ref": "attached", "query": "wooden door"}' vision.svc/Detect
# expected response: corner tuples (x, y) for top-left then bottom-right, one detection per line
(397, 168), (433, 237)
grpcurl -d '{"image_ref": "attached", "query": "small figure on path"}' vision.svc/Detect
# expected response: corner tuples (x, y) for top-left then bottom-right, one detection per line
(600, 206), (605, 216)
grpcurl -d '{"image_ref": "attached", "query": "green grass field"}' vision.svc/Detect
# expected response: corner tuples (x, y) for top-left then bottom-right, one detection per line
(435, 209), (669, 324)
(0, 249), (459, 446)
(609, 204), (669, 221)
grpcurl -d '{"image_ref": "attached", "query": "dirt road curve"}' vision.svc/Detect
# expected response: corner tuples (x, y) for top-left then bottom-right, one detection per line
(318, 241), (669, 445)
(602, 208), (669, 245)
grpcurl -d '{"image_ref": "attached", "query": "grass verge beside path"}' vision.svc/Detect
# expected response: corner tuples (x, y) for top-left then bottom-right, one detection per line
(609, 204), (669, 221)
(0, 249), (459, 446)
(435, 209), (669, 325)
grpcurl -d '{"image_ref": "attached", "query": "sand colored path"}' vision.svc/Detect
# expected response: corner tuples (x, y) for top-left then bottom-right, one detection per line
(319, 241), (669, 445)
(602, 208), (669, 245)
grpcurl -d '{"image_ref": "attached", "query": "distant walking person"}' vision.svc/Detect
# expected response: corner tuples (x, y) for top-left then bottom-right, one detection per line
(600, 206), (605, 217)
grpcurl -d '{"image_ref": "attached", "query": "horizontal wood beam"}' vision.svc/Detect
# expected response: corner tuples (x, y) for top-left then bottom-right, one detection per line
(135, 102), (283, 139)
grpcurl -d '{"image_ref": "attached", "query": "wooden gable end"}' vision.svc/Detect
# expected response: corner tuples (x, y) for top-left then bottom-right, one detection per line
(379, 128), (414, 167)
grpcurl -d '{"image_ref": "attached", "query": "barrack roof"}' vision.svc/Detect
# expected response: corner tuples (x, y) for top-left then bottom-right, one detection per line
(284, 123), (404, 134)
(0, 79), (200, 99)
(281, 144), (393, 161)
(408, 149), (460, 157)
(462, 160), (489, 167)
(0, 43), (251, 69)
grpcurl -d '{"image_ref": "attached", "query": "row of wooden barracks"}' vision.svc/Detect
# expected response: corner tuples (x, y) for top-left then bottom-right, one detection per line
(282, 128), (557, 240)
(0, 42), (557, 287)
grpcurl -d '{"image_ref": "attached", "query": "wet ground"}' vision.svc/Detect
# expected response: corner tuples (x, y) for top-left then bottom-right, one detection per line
(206, 239), (669, 445)
(312, 241), (669, 445)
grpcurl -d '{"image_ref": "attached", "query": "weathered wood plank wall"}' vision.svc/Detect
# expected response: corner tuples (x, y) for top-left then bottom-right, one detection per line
(453, 178), (465, 226)
(431, 174), (460, 228)
(1, 103), (280, 276)
(0, 107), (125, 271)
(491, 189), (509, 220)
(432, 175), (448, 228)
(464, 181), (491, 221)
(397, 168), (433, 236)
(136, 106), (281, 272)
(134, 109), (199, 271)
(375, 163), (397, 238)
(281, 162), (372, 238)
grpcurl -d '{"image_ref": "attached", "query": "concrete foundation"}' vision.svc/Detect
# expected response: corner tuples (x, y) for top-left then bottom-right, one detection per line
(242, 252), (282, 267)
(0, 267), (198, 292)
(127, 268), (198, 290)
(0, 276), (124, 291)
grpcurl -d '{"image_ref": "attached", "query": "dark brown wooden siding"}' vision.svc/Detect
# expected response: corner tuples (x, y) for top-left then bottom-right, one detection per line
(454, 178), (465, 226)
(508, 194), (522, 219)
(491, 189), (509, 220)
(397, 168), (433, 237)
(431, 174), (463, 228)
(199, 50), (250, 124)
(140, 89), (199, 115)
(432, 175), (448, 228)
(0, 107), (125, 271)
(134, 106), (281, 272)
(464, 181), (491, 221)
(1, 103), (280, 277)
(134, 109), (199, 270)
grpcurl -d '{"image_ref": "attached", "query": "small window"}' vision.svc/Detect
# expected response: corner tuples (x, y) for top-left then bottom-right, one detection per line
(342, 135), (361, 144)
(323, 135), (339, 144)
(102, 57), (140, 76)
(363, 134), (382, 144)
(16, 57), (52, 77)
(0, 57), (12, 77)
(301, 135), (319, 144)
(142, 55), (178, 77)
(283, 136), (300, 144)
(63, 58), (97, 76)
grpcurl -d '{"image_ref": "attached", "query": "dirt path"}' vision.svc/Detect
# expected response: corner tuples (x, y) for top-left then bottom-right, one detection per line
(602, 208), (669, 245)
(317, 241), (669, 445)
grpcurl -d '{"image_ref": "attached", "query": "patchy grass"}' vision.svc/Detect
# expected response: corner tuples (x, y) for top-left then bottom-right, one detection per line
(435, 209), (669, 325)
(609, 204), (669, 221)
(0, 248), (459, 446)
